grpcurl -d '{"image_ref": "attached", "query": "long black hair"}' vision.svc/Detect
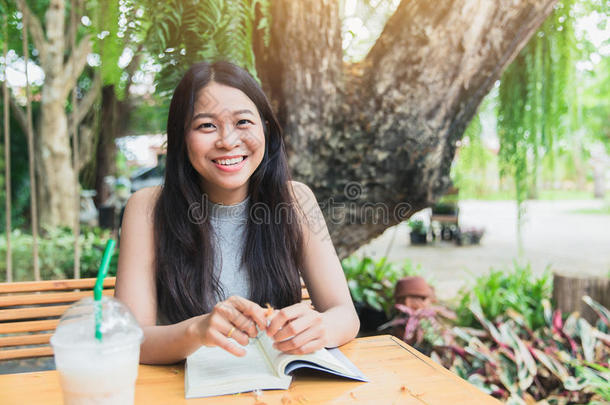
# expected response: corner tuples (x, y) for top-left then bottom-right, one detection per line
(154, 61), (304, 323)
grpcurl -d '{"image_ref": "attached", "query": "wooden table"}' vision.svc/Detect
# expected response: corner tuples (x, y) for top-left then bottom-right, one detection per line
(0, 335), (501, 404)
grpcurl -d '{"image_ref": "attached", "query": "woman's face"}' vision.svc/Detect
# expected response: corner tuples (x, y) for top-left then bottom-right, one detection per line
(186, 81), (265, 204)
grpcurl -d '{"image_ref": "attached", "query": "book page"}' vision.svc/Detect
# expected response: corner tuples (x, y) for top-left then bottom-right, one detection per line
(185, 338), (291, 398)
(255, 332), (360, 379)
(188, 340), (274, 382)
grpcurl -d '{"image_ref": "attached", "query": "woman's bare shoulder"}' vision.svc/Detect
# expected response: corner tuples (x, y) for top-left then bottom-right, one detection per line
(288, 181), (325, 230)
(288, 180), (316, 206)
(126, 186), (162, 212)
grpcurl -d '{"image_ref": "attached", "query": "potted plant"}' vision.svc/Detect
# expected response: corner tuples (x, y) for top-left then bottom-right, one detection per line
(408, 219), (428, 245)
(455, 226), (485, 246)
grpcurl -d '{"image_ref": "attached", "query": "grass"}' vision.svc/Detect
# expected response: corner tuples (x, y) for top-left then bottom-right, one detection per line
(459, 188), (598, 201)
(572, 205), (610, 215)
(537, 189), (596, 200)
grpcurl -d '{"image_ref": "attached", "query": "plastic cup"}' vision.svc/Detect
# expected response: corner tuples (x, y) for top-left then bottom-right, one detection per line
(50, 296), (144, 405)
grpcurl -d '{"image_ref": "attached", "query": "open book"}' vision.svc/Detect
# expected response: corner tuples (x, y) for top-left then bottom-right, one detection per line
(185, 332), (368, 398)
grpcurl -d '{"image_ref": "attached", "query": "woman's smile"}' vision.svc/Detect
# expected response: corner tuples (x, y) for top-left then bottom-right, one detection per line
(211, 155), (248, 172)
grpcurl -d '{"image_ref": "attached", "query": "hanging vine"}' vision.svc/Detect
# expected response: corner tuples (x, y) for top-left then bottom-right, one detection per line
(497, 0), (576, 255)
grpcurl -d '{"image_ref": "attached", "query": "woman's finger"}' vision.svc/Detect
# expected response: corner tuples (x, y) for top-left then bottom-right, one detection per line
(266, 302), (311, 337)
(282, 338), (325, 355)
(227, 296), (267, 331)
(275, 324), (325, 354)
(272, 311), (321, 342)
(208, 328), (247, 357)
(205, 312), (251, 347)
(215, 301), (259, 338)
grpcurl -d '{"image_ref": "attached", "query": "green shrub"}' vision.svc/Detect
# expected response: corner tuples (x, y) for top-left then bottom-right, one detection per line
(0, 227), (118, 281)
(455, 261), (552, 330)
(442, 297), (610, 404)
(342, 255), (421, 317)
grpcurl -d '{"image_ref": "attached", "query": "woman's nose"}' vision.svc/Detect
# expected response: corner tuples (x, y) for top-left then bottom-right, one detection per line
(216, 125), (242, 149)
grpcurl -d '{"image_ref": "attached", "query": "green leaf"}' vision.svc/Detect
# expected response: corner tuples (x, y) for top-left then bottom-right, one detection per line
(531, 348), (573, 386)
(583, 295), (610, 327)
(577, 318), (595, 363)
(499, 323), (536, 391)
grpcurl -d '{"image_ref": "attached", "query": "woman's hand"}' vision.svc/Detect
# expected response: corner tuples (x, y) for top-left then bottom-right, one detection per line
(192, 296), (267, 357)
(266, 302), (327, 354)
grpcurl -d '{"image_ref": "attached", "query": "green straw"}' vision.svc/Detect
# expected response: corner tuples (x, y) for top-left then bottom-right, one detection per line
(94, 239), (116, 341)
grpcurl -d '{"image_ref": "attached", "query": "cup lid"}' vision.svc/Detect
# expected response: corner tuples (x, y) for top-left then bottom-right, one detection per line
(51, 296), (143, 349)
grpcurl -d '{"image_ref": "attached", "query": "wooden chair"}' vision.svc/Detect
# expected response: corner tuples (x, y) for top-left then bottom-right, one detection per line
(0, 277), (115, 361)
(0, 277), (309, 362)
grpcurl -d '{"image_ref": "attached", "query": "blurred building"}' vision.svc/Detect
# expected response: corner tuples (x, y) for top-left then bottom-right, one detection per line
(115, 134), (166, 192)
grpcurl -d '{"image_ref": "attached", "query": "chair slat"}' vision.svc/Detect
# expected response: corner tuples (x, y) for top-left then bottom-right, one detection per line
(0, 305), (71, 321)
(0, 346), (54, 360)
(0, 289), (114, 307)
(0, 319), (60, 334)
(0, 277), (116, 294)
(0, 332), (52, 348)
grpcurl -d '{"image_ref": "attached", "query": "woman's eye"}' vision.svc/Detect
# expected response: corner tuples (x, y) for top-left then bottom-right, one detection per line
(237, 119), (253, 127)
(197, 122), (216, 130)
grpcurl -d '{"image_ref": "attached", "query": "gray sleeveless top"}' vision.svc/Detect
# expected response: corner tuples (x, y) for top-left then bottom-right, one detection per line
(207, 196), (251, 302)
(156, 196), (251, 326)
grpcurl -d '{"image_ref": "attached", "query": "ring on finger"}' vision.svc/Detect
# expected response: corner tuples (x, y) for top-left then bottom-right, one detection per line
(227, 326), (236, 339)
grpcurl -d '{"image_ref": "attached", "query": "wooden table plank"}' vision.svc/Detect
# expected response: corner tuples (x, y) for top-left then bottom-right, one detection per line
(0, 335), (502, 404)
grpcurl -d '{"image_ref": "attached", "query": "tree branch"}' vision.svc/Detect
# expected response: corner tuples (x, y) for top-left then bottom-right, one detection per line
(69, 71), (101, 131)
(60, 34), (93, 100)
(77, 124), (95, 171)
(67, 0), (83, 54)
(15, 0), (48, 65)
(363, 0), (558, 135)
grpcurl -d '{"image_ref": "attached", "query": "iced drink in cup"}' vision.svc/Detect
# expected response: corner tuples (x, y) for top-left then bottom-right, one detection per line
(50, 296), (143, 405)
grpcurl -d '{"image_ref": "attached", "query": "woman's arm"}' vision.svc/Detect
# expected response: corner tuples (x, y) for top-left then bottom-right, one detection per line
(266, 181), (360, 354)
(115, 187), (266, 364)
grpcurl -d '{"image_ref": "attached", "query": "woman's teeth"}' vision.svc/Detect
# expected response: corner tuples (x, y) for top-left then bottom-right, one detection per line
(214, 156), (245, 166)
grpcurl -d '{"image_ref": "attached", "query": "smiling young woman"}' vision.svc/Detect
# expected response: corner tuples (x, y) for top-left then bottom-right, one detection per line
(114, 61), (359, 364)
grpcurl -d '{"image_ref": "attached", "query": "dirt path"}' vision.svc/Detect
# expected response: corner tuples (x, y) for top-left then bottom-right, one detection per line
(354, 199), (610, 300)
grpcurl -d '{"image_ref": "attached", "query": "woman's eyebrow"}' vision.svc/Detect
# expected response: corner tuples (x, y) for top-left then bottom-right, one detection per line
(233, 109), (255, 116)
(192, 112), (215, 120)
(192, 109), (255, 121)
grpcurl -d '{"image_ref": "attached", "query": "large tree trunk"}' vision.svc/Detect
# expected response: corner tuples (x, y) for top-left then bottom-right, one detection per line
(37, 99), (75, 226)
(16, 0), (97, 228)
(255, 0), (558, 258)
